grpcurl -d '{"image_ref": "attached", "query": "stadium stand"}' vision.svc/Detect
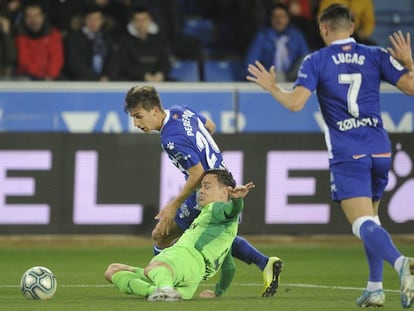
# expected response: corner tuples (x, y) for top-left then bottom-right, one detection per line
(169, 60), (200, 82)
(204, 60), (243, 82)
(372, 0), (414, 48)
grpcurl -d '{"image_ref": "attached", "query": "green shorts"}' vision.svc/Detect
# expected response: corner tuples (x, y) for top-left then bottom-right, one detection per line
(150, 245), (205, 299)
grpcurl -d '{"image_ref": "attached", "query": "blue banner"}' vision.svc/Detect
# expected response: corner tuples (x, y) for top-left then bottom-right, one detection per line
(0, 90), (234, 133)
(239, 91), (414, 132)
(0, 84), (412, 133)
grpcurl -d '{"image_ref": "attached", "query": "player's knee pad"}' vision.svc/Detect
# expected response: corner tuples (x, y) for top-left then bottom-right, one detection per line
(352, 216), (376, 239)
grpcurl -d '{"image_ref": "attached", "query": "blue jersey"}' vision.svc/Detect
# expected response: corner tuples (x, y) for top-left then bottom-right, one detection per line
(294, 38), (407, 162)
(160, 105), (226, 177)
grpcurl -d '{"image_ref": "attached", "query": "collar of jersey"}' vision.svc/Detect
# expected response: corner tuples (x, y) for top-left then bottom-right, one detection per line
(160, 109), (171, 132)
(331, 37), (356, 45)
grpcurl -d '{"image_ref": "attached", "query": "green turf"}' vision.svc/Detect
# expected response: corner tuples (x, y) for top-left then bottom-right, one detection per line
(2, 241), (413, 311)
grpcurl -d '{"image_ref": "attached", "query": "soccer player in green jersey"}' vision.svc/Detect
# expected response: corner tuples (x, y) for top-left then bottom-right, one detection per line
(104, 169), (255, 301)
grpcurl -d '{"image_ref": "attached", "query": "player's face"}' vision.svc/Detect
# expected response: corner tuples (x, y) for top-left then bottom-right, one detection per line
(129, 106), (160, 133)
(199, 174), (228, 207)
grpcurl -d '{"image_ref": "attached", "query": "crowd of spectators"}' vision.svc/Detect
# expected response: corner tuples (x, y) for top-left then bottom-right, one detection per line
(0, 0), (380, 82)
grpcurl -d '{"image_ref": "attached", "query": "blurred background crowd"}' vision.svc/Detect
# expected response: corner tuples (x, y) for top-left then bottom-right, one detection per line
(0, 0), (412, 82)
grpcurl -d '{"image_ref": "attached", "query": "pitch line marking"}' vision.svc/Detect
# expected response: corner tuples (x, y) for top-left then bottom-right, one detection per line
(2, 282), (400, 293)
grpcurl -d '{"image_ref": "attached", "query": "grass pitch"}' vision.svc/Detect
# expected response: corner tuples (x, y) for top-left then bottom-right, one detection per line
(1, 235), (413, 311)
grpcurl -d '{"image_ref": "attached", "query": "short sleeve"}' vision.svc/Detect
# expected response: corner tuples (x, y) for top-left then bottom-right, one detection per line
(378, 48), (408, 85)
(294, 53), (318, 92)
(197, 112), (207, 125)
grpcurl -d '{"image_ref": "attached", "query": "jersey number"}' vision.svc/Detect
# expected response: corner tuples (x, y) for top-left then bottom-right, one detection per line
(196, 119), (221, 168)
(338, 73), (362, 118)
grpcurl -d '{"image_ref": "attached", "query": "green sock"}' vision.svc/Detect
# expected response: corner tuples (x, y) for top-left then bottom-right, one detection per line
(112, 270), (155, 297)
(111, 271), (137, 294)
(134, 267), (146, 279)
(147, 266), (174, 289)
(128, 278), (156, 297)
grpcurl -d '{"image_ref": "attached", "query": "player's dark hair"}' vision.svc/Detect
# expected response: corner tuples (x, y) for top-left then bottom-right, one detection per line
(124, 85), (163, 112)
(319, 4), (353, 32)
(204, 169), (236, 188)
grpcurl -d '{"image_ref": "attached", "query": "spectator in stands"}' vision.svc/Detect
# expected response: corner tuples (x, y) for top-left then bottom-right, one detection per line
(245, 3), (309, 82)
(201, 0), (264, 58)
(132, 0), (204, 80)
(285, 0), (323, 51)
(317, 0), (376, 45)
(88, 0), (128, 36)
(0, 14), (16, 79)
(118, 5), (171, 82)
(65, 5), (119, 81)
(14, 1), (64, 80)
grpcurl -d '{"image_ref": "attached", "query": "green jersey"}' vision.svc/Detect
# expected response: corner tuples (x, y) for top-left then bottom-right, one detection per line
(174, 198), (244, 279)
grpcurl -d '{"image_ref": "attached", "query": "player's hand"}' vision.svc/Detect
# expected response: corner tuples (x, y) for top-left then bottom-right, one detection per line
(199, 290), (217, 299)
(154, 201), (179, 236)
(246, 61), (278, 92)
(388, 31), (413, 70)
(229, 182), (255, 199)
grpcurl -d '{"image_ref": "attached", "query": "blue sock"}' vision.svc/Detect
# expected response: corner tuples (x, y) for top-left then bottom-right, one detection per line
(231, 236), (268, 271)
(359, 220), (401, 266)
(153, 245), (163, 256)
(363, 242), (383, 282)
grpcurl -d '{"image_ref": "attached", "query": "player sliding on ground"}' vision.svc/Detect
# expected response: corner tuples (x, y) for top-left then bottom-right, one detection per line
(120, 85), (282, 297)
(105, 169), (254, 301)
(247, 3), (414, 309)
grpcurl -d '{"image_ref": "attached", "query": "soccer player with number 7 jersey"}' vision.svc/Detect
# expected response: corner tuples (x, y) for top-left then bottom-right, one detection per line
(247, 3), (414, 309)
(117, 85), (282, 298)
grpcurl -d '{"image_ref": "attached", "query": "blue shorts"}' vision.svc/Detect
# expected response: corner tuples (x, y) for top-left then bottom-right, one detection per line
(330, 155), (391, 202)
(174, 191), (201, 230)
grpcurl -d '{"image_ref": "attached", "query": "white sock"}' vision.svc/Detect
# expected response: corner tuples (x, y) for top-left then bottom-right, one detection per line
(367, 281), (383, 291)
(394, 256), (405, 273)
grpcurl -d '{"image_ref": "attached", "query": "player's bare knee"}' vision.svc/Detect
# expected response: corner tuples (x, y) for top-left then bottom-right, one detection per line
(104, 263), (121, 282)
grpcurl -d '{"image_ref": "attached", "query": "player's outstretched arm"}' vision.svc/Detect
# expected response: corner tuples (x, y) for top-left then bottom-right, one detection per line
(246, 61), (312, 112)
(388, 31), (413, 71)
(204, 117), (216, 135)
(200, 252), (236, 299)
(389, 31), (414, 95)
(246, 61), (278, 93)
(155, 162), (205, 235)
(229, 182), (255, 199)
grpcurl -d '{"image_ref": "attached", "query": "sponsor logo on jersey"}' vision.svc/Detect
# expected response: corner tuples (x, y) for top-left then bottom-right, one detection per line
(337, 117), (379, 131)
(166, 141), (175, 150)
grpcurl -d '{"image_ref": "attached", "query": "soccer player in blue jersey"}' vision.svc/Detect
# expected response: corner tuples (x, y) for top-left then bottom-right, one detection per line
(122, 85), (282, 297)
(247, 4), (414, 309)
(105, 169), (254, 301)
